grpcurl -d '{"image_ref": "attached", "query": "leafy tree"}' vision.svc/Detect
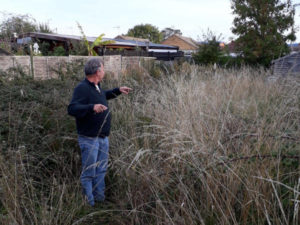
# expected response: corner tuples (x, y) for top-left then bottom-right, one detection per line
(76, 22), (114, 56)
(126, 24), (162, 43)
(38, 23), (53, 33)
(231, 0), (296, 67)
(161, 27), (182, 40)
(0, 12), (53, 41)
(193, 30), (223, 65)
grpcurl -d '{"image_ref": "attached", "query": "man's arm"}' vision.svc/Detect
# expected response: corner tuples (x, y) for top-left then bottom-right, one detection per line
(105, 86), (132, 100)
(105, 88), (122, 100)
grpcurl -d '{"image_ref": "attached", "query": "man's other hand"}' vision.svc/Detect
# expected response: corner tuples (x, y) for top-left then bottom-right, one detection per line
(120, 87), (132, 95)
(93, 104), (107, 113)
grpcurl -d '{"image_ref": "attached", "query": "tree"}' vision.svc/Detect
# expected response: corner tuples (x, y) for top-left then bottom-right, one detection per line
(38, 23), (53, 33)
(193, 30), (223, 65)
(126, 24), (162, 43)
(161, 27), (182, 40)
(76, 22), (114, 56)
(0, 12), (53, 41)
(0, 13), (53, 54)
(231, 0), (296, 67)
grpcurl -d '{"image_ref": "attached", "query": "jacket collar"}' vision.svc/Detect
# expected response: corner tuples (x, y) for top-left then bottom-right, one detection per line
(84, 78), (101, 87)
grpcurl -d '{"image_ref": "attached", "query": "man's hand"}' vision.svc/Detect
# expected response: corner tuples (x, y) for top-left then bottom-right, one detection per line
(119, 86), (132, 95)
(93, 104), (107, 113)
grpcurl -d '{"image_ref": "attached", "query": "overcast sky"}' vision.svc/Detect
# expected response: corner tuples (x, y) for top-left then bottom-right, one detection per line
(1, 0), (300, 42)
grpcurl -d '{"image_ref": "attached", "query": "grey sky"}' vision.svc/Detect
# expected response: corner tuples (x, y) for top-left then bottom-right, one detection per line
(1, 0), (300, 42)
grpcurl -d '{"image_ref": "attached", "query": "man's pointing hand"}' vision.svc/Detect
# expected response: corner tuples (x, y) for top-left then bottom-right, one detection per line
(119, 87), (133, 95)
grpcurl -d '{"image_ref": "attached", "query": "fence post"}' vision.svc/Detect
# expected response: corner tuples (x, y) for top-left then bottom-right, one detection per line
(29, 44), (34, 78)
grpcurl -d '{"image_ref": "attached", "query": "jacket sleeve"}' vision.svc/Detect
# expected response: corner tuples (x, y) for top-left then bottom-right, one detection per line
(68, 85), (94, 118)
(105, 88), (122, 100)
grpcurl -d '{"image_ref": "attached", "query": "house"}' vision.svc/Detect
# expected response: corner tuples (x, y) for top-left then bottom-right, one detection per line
(16, 32), (183, 60)
(161, 34), (198, 56)
(114, 35), (149, 42)
(99, 38), (182, 60)
(271, 52), (300, 77)
(288, 43), (300, 52)
(16, 32), (94, 54)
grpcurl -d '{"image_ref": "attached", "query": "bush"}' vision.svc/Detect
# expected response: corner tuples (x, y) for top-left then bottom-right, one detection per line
(69, 40), (88, 56)
(39, 42), (51, 56)
(53, 46), (66, 56)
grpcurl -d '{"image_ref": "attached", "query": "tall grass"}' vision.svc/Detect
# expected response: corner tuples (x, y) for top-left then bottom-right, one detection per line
(0, 64), (299, 224)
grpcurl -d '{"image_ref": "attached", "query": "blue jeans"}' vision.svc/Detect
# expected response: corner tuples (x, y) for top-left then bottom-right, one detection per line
(78, 135), (109, 206)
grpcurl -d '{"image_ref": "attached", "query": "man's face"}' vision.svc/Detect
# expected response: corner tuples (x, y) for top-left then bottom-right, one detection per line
(97, 64), (105, 82)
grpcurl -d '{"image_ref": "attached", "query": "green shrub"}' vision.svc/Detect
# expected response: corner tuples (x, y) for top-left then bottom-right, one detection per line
(53, 46), (66, 56)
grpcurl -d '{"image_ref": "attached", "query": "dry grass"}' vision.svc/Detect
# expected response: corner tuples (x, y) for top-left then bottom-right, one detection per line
(0, 64), (299, 224)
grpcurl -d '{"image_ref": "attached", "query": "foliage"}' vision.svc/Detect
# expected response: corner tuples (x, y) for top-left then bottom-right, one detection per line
(231, 0), (296, 67)
(53, 46), (66, 56)
(0, 41), (12, 53)
(161, 27), (182, 40)
(0, 12), (53, 56)
(0, 13), (36, 41)
(193, 30), (223, 65)
(69, 40), (89, 56)
(0, 64), (299, 224)
(37, 22), (53, 33)
(38, 41), (51, 56)
(76, 22), (114, 56)
(126, 23), (163, 43)
(0, 12), (53, 41)
(192, 30), (242, 67)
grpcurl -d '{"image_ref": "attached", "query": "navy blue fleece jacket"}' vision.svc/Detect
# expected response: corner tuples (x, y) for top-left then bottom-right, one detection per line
(68, 78), (121, 137)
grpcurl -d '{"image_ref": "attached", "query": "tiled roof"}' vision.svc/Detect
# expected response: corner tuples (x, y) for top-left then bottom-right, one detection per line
(173, 34), (198, 48)
(114, 35), (149, 42)
(272, 52), (300, 76)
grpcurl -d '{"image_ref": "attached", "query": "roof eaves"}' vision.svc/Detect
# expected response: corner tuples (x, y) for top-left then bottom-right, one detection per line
(271, 52), (300, 63)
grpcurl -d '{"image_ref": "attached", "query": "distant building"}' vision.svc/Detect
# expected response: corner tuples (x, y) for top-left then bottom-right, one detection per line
(16, 32), (183, 60)
(114, 35), (149, 42)
(161, 34), (198, 57)
(272, 52), (300, 77)
(288, 43), (300, 52)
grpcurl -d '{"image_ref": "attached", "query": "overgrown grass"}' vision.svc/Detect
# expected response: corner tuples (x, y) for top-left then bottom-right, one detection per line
(0, 64), (299, 225)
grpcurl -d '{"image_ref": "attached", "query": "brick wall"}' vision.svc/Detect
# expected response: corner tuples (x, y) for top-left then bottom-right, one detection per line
(0, 55), (155, 79)
(161, 36), (198, 51)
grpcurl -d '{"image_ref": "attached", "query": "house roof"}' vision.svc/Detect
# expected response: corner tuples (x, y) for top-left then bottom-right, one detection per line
(17, 32), (96, 43)
(111, 38), (178, 50)
(168, 34), (198, 48)
(272, 52), (300, 63)
(288, 43), (300, 47)
(114, 35), (149, 42)
(271, 52), (300, 77)
(17, 32), (178, 50)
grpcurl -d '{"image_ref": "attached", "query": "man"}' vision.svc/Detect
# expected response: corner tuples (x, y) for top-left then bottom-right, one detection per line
(68, 58), (132, 206)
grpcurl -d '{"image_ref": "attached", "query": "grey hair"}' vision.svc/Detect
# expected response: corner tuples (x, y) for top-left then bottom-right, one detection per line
(84, 58), (104, 76)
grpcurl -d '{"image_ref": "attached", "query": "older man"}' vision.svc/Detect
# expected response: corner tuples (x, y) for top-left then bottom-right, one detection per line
(68, 58), (131, 206)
